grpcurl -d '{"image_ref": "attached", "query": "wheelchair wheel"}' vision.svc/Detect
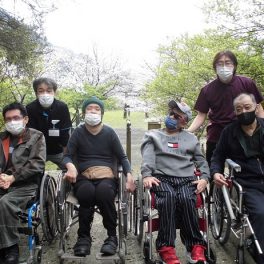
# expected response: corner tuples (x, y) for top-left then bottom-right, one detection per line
(56, 173), (74, 235)
(39, 173), (58, 243)
(209, 183), (231, 244)
(143, 240), (151, 262)
(118, 170), (128, 240)
(236, 246), (245, 264)
(136, 177), (144, 243)
(33, 247), (42, 264)
(205, 246), (217, 264)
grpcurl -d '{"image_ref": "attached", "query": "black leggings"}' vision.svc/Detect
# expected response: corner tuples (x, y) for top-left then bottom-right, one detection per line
(74, 178), (118, 237)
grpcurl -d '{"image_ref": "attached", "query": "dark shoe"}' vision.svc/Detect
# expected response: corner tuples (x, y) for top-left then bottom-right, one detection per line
(73, 237), (92, 257)
(4, 244), (19, 264)
(100, 236), (118, 255)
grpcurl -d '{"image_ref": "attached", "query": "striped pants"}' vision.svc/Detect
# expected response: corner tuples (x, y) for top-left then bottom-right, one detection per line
(152, 175), (206, 251)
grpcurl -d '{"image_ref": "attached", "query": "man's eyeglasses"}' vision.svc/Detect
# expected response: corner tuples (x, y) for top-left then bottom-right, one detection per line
(5, 116), (23, 123)
(169, 111), (181, 119)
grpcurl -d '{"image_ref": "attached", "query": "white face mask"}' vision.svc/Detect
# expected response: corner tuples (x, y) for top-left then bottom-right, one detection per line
(84, 113), (101, 126)
(38, 94), (54, 108)
(5, 120), (25, 135)
(216, 66), (234, 83)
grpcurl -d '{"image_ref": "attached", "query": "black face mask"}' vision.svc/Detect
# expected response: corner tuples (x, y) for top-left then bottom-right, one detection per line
(237, 110), (256, 126)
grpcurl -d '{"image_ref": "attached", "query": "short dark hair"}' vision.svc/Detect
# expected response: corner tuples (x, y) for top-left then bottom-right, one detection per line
(33, 77), (58, 93)
(213, 50), (238, 74)
(2, 102), (28, 119)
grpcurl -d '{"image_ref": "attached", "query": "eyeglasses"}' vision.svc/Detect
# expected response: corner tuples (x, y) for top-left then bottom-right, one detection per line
(5, 115), (23, 123)
(169, 111), (182, 119)
(216, 60), (234, 67)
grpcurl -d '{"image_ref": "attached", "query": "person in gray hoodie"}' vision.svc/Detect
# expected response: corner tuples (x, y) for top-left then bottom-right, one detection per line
(141, 100), (210, 264)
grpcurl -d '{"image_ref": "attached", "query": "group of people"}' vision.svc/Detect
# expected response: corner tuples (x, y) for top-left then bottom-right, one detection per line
(141, 50), (264, 264)
(0, 49), (263, 264)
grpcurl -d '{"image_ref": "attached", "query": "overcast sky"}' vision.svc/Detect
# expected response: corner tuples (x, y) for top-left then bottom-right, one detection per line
(2, 0), (208, 74)
(43, 0), (207, 72)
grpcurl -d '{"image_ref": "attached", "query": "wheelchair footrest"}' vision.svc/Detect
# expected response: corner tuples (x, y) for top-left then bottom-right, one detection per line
(96, 252), (120, 260)
(59, 253), (86, 260)
(18, 227), (33, 235)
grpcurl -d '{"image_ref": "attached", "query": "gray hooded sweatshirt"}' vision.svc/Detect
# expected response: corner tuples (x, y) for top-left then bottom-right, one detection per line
(141, 128), (210, 181)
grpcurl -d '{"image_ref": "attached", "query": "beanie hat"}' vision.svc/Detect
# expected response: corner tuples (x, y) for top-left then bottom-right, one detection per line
(168, 100), (192, 122)
(82, 96), (104, 114)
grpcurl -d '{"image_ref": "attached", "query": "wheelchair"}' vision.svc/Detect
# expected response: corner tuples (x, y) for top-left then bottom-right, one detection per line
(134, 173), (216, 264)
(16, 172), (57, 264)
(209, 159), (263, 264)
(56, 165), (132, 264)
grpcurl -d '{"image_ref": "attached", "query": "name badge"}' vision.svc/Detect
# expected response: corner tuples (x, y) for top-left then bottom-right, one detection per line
(49, 129), (60, 137)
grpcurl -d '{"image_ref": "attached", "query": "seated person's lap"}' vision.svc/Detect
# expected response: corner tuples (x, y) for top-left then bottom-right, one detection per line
(74, 178), (118, 207)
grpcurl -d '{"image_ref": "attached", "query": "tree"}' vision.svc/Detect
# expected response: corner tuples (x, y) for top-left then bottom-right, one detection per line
(43, 46), (133, 98)
(143, 31), (264, 115)
(203, 0), (264, 49)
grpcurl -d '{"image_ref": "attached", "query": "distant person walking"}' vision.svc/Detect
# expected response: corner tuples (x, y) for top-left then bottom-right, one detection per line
(123, 103), (130, 119)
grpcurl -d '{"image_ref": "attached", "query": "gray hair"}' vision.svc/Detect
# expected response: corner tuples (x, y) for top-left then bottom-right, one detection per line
(233, 93), (257, 108)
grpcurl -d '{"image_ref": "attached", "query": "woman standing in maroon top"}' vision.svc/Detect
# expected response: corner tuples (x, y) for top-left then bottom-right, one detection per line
(188, 50), (264, 165)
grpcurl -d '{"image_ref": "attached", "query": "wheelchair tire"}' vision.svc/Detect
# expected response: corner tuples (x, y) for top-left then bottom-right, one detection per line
(205, 246), (217, 264)
(143, 241), (151, 262)
(56, 173), (74, 235)
(236, 246), (245, 264)
(209, 183), (231, 244)
(33, 247), (42, 264)
(136, 177), (144, 243)
(119, 171), (129, 238)
(40, 173), (58, 243)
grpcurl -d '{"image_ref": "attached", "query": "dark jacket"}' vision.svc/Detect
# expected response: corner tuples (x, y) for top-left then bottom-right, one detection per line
(26, 99), (72, 155)
(210, 118), (264, 187)
(0, 128), (46, 187)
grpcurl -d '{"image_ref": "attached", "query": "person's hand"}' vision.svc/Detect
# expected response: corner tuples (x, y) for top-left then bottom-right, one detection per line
(213, 173), (228, 187)
(193, 178), (208, 194)
(63, 165), (78, 183)
(143, 176), (160, 188)
(0, 174), (15, 189)
(126, 174), (136, 193)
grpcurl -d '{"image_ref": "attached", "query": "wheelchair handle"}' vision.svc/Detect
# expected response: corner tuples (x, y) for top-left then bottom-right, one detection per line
(225, 159), (241, 173)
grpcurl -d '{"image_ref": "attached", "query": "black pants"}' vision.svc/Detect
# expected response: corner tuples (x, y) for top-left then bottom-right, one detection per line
(244, 186), (264, 264)
(74, 178), (118, 237)
(206, 141), (217, 167)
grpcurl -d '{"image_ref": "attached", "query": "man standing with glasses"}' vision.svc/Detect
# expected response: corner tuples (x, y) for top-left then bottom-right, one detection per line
(188, 50), (264, 165)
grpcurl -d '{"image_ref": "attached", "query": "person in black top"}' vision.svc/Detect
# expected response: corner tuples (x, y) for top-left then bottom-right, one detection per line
(211, 93), (264, 264)
(26, 77), (72, 170)
(63, 96), (135, 257)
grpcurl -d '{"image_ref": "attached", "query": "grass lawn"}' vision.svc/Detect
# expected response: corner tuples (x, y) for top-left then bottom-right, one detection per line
(103, 110), (148, 129)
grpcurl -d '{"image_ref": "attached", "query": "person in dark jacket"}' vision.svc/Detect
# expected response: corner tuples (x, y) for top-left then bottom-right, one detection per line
(0, 102), (46, 264)
(211, 93), (264, 264)
(63, 96), (135, 257)
(26, 77), (72, 170)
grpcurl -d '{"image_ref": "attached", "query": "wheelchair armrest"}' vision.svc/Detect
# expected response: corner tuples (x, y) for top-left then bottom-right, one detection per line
(225, 159), (241, 173)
